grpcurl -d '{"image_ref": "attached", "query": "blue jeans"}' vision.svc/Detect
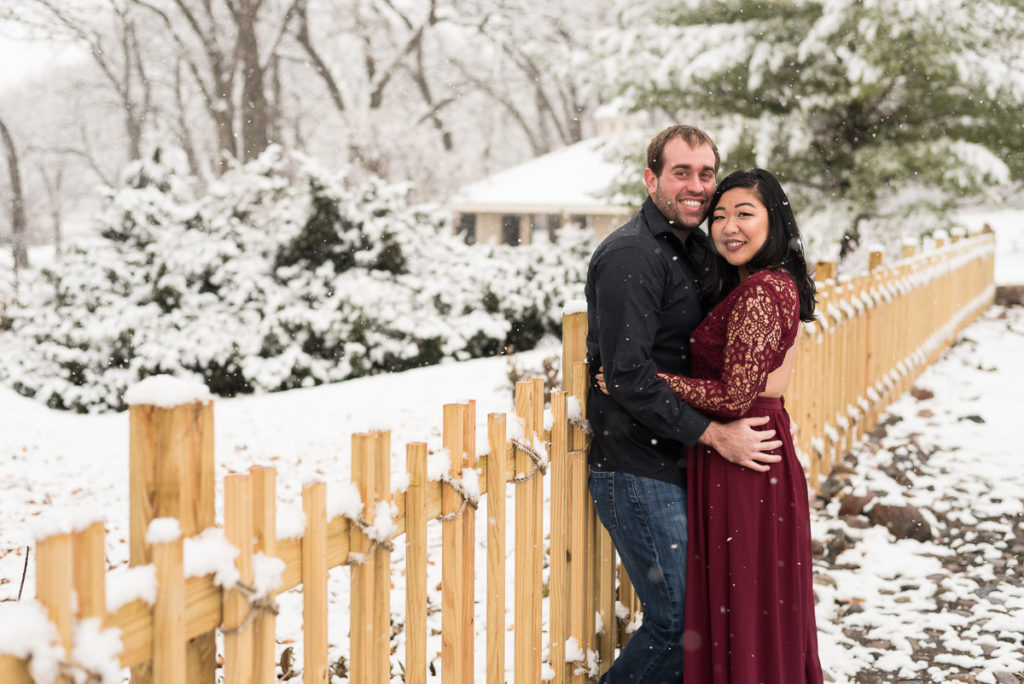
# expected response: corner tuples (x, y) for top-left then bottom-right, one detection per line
(588, 470), (687, 684)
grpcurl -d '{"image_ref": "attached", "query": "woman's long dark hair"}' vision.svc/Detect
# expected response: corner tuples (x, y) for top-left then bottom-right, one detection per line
(699, 168), (816, 322)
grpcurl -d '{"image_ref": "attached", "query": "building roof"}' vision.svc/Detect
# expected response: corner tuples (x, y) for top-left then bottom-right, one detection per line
(449, 136), (635, 216)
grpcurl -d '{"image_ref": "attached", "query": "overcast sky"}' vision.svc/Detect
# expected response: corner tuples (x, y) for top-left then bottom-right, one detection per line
(0, 27), (83, 93)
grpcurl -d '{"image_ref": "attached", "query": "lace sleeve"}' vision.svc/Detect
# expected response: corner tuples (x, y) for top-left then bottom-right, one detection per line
(656, 282), (785, 419)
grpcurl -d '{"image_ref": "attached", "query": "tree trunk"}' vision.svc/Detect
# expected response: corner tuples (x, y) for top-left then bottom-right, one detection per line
(0, 115), (29, 270)
(237, 0), (269, 162)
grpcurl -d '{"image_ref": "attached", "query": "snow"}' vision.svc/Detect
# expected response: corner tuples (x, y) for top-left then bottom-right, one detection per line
(72, 618), (123, 684)
(183, 528), (240, 588)
(144, 518), (181, 545)
(562, 299), (587, 316)
(106, 566), (157, 612)
(449, 137), (631, 213)
(123, 375), (212, 408)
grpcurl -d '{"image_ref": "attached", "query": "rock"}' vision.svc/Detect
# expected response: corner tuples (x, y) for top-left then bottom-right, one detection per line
(994, 672), (1022, 684)
(868, 504), (933, 542)
(824, 528), (858, 562)
(838, 492), (875, 517)
(819, 474), (848, 499)
(813, 573), (837, 588)
(917, 409), (935, 418)
(959, 414), (985, 424)
(830, 461), (858, 475)
(911, 386), (935, 400)
(995, 284), (1024, 306)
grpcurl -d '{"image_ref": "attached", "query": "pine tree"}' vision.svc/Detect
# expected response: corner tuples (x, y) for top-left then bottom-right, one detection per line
(604, 0), (1024, 259)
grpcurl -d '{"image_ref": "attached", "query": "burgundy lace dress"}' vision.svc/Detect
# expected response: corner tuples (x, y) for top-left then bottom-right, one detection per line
(657, 269), (823, 683)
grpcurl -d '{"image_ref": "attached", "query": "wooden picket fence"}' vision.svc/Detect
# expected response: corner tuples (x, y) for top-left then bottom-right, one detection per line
(0, 227), (995, 684)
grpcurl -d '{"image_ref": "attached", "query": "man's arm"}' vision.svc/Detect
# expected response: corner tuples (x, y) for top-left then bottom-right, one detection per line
(593, 245), (710, 445)
(594, 366), (784, 470)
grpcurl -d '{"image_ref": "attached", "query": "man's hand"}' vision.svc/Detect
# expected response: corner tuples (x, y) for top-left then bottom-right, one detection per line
(699, 417), (783, 472)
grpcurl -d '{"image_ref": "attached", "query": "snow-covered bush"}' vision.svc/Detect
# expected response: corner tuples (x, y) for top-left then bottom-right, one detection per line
(0, 147), (594, 412)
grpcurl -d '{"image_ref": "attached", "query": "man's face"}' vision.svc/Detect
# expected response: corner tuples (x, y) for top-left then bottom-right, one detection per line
(643, 137), (718, 231)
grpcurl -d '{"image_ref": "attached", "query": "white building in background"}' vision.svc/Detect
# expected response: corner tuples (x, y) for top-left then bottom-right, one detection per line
(448, 135), (637, 246)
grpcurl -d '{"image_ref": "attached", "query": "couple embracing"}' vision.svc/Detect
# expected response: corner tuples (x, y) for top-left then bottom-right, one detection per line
(585, 125), (824, 683)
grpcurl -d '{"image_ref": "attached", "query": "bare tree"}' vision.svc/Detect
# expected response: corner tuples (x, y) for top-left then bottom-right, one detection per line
(30, 0), (154, 162)
(35, 158), (65, 257)
(0, 114), (29, 270)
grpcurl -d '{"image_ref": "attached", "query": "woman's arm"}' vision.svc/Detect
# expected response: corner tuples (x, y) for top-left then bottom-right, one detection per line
(657, 282), (786, 418)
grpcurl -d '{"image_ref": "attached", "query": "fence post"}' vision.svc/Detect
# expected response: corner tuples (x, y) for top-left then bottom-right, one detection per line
(72, 520), (107, 621)
(562, 310), (588, 395)
(549, 390), (569, 683)
(36, 530), (73, 684)
(373, 431), (393, 682)
(815, 261), (836, 468)
(514, 384), (541, 684)
(531, 377), (546, 676)
(567, 360), (595, 683)
(485, 416), (507, 684)
(405, 442), (429, 684)
(459, 404), (476, 682)
(224, 474), (255, 684)
(149, 520), (185, 684)
(303, 480), (329, 684)
(128, 390), (215, 684)
(441, 404), (468, 683)
(250, 466), (278, 684)
(350, 434), (375, 683)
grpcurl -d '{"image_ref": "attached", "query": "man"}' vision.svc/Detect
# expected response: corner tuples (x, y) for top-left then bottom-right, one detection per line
(584, 125), (782, 683)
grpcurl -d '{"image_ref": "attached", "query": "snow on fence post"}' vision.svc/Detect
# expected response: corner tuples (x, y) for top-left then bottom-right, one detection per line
(149, 519), (185, 684)
(485, 415), (507, 684)
(250, 466), (278, 684)
(302, 479), (329, 684)
(441, 404), (469, 684)
(36, 529), (73, 684)
(405, 442), (429, 684)
(223, 474), (255, 684)
(513, 383), (542, 684)
(126, 376), (216, 684)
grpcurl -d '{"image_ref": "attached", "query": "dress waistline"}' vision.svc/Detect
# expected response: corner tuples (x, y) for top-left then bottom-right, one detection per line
(750, 395), (784, 410)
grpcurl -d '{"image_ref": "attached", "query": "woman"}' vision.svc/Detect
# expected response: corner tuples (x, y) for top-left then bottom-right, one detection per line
(601, 168), (823, 682)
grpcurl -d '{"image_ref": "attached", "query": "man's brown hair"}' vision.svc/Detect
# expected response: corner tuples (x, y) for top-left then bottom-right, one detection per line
(646, 124), (720, 177)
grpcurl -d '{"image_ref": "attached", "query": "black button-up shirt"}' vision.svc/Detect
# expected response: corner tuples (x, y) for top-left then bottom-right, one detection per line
(584, 197), (711, 487)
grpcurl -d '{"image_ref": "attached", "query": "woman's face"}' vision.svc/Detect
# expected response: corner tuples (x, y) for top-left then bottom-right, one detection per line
(709, 186), (770, 271)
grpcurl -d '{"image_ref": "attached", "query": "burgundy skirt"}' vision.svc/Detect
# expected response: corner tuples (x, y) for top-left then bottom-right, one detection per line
(682, 396), (823, 683)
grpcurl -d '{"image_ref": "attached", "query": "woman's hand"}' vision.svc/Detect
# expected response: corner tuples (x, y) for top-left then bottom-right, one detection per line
(595, 366), (610, 395)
